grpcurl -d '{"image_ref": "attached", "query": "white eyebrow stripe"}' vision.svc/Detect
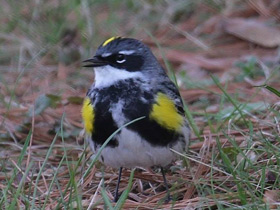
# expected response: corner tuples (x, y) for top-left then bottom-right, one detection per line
(102, 53), (112, 57)
(119, 50), (135, 55)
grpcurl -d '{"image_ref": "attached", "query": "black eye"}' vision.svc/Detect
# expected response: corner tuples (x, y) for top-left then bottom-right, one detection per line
(116, 54), (126, 63)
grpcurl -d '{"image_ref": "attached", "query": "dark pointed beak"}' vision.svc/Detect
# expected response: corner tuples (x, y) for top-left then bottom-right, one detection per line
(83, 56), (108, 67)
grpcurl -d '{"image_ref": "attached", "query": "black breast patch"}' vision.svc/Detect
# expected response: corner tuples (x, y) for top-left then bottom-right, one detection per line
(91, 100), (119, 147)
(89, 78), (182, 148)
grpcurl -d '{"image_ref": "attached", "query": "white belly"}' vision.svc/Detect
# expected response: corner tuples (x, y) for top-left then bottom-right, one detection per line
(88, 127), (187, 168)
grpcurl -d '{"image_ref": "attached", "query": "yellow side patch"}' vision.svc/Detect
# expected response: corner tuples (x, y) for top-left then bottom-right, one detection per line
(150, 93), (183, 131)
(102, 36), (120, 47)
(82, 97), (94, 134)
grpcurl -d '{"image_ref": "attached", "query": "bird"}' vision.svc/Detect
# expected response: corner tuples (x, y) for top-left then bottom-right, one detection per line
(82, 37), (190, 202)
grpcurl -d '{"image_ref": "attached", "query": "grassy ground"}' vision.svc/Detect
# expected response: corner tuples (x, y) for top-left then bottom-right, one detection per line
(0, 0), (280, 209)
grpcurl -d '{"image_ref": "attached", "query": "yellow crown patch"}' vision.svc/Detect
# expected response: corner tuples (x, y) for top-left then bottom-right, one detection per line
(102, 36), (120, 47)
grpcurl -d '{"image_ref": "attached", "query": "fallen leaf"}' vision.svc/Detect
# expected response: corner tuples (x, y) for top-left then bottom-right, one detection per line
(222, 18), (280, 47)
(165, 49), (236, 71)
(27, 94), (61, 117)
(263, 190), (280, 209)
(266, 171), (277, 185)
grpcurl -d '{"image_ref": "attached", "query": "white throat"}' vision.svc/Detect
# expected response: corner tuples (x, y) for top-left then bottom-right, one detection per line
(94, 65), (142, 88)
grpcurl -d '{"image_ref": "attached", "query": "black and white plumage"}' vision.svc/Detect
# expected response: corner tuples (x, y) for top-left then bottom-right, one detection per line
(82, 37), (190, 201)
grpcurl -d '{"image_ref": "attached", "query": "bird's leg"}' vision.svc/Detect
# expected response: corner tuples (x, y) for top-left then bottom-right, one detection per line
(161, 167), (171, 202)
(114, 167), (123, 202)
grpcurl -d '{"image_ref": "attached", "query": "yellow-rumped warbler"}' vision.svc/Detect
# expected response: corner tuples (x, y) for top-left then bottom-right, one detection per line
(82, 37), (190, 202)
